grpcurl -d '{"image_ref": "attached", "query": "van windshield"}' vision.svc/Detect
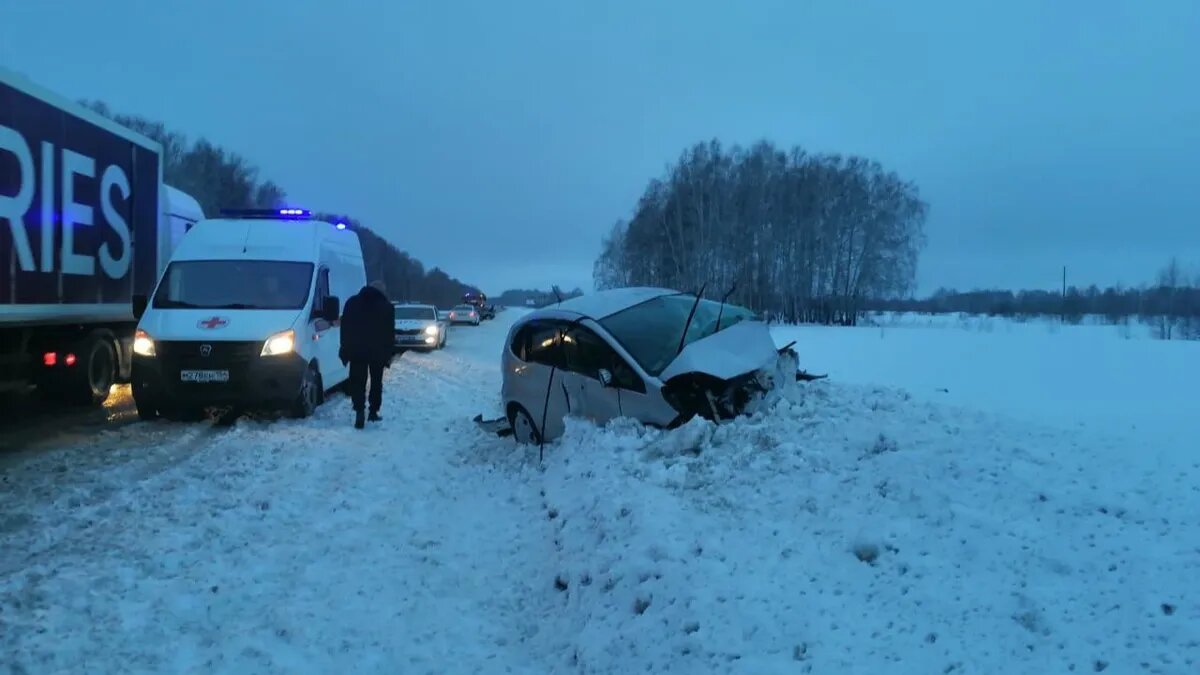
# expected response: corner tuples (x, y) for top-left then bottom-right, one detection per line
(152, 260), (314, 310)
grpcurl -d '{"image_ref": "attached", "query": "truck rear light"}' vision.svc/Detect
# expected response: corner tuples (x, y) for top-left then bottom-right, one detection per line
(65, 354), (77, 366)
(43, 352), (57, 366)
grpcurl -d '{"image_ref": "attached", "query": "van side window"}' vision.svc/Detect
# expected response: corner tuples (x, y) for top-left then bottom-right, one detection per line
(563, 326), (645, 393)
(311, 268), (331, 321)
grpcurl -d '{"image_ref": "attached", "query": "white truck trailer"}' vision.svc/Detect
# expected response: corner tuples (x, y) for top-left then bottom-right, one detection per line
(1, 67), (204, 405)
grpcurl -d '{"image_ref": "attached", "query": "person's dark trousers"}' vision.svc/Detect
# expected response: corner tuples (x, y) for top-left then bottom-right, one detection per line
(348, 360), (386, 413)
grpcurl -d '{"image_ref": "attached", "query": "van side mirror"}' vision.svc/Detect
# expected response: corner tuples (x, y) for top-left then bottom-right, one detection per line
(598, 368), (614, 387)
(132, 294), (148, 320)
(322, 296), (340, 322)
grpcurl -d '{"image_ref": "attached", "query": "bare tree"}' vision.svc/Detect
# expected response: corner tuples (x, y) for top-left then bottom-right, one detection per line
(594, 140), (927, 325)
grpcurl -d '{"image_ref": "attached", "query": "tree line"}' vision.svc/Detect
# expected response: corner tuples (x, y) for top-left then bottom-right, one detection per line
(84, 101), (478, 307)
(594, 140), (928, 325)
(872, 258), (1200, 340)
(495, 287), (583, 308)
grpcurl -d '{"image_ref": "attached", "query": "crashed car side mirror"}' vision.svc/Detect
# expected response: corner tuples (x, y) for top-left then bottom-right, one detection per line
(598, 368), (614, 387)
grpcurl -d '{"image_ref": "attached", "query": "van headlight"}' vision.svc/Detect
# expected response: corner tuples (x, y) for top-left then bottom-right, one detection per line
(261, 329), (295, 356)
(133, 329), (156, 357)
(424, 325), (439, 336)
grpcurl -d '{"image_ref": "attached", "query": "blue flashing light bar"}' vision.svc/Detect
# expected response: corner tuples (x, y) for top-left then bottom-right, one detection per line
(220, 208), (313, 219)
(335, 222), (347, 230)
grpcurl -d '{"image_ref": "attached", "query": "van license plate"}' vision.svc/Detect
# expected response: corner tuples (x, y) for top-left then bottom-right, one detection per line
(181, 370), (229, 383)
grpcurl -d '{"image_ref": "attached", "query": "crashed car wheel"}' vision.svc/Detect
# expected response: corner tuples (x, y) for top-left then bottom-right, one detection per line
(508, 404), (542, 445)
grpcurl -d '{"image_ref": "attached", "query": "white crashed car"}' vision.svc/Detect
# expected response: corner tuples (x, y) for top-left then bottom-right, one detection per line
(475, 287), (805, 444)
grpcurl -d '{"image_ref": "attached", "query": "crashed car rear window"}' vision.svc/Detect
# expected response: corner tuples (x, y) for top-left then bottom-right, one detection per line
(598, 294), (757, 377)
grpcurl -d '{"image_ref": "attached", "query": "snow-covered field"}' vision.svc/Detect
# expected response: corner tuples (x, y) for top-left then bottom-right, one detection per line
(2, 311), (1197, 674)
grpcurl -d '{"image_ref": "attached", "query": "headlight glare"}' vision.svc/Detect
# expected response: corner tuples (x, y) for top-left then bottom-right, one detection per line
(133, 329), (156, 357)
(261, 329), (296, 356)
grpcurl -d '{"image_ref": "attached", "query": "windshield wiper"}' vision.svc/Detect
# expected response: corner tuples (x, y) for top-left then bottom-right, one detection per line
(676, 282), (707, 357)
(714, 282), (737, 332)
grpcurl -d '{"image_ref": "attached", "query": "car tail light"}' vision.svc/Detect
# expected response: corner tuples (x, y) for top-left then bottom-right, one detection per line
(43, 352), (57, 366)
(65, 353), (77, 366)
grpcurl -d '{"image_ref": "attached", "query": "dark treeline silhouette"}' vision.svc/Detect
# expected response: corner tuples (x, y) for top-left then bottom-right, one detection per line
(496, 287), (583, 308)
(594, 139), (927, 325)
(866, 258), (1200, 340)
(83, 101), (477, 306)
(318, 213), (479, 308)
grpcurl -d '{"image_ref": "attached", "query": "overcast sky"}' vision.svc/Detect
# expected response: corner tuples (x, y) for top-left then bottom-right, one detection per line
(3, 0), (1197, 295)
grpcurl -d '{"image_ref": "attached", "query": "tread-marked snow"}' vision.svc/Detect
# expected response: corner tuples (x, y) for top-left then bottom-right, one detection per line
(3, 313), (1198, 674)
(1, 321), (559, 674)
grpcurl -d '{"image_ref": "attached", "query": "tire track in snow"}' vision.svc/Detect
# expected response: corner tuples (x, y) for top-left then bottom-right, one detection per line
(2, 314), (563, 673)
(0, 422), (239, 576)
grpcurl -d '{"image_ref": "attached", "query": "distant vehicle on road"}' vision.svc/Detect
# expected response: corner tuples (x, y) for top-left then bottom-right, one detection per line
(475, 287), (803, 444)
(393, 303), (446, 352)
(463, 292), (495, 320)
(448, 304), (481, 326)
(130, 208), (365, 421)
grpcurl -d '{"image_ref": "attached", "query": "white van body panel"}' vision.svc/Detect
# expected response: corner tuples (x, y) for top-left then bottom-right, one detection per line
(138, 217), (366, 394)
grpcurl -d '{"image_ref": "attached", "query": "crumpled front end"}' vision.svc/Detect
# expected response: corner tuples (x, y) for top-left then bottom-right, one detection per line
(657, 321), (808, 425)
(660, 344), (801, 425)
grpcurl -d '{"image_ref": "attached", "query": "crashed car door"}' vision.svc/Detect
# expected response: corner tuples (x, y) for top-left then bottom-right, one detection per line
(516, 319), (579, 441)
(563, 325), (674, 428)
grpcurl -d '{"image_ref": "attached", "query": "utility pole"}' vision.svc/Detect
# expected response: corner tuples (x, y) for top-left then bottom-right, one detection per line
(1061, 266), (1067, 323)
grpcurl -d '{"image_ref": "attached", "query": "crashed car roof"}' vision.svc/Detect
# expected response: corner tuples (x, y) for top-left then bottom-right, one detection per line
(534, 287), (680, 321)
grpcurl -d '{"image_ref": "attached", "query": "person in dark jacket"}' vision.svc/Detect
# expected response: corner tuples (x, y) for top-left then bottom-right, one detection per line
(339, 280), (394, 428)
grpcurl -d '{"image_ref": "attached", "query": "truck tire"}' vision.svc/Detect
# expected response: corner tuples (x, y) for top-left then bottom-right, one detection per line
(68, 334), (117, 406)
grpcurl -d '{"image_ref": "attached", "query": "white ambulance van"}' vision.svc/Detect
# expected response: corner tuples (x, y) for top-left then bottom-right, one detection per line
(129, 209), (366, 420)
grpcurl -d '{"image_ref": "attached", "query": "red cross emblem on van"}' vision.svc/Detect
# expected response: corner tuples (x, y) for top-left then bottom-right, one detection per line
(197, 316), (229, 330)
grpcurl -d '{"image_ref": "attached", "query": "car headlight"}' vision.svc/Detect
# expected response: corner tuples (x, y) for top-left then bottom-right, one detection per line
(133, 329), (156, 357)
(261, 329), (295, 356)
(424, 324), (438, 336)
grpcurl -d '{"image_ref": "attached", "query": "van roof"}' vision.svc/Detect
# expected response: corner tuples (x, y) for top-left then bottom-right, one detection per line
(171, 218), (362, 263)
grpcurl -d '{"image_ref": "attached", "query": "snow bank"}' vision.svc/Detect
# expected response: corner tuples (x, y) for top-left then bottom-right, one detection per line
(533, 381), (1199, 674)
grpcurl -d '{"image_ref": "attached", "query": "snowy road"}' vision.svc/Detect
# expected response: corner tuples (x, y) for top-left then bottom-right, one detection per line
(0, 385), (140, 461)
(1, 318), (562, 673)
(2, 311), (1197, 674)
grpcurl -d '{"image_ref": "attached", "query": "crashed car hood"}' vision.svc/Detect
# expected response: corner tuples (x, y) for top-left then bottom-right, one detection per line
(658, 320), (780, 382)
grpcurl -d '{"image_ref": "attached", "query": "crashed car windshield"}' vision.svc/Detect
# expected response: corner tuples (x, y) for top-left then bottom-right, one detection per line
(598, 294), (757, 376)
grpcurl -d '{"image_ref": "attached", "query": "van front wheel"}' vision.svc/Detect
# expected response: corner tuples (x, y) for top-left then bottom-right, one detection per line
(291, 365), (321, 419)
